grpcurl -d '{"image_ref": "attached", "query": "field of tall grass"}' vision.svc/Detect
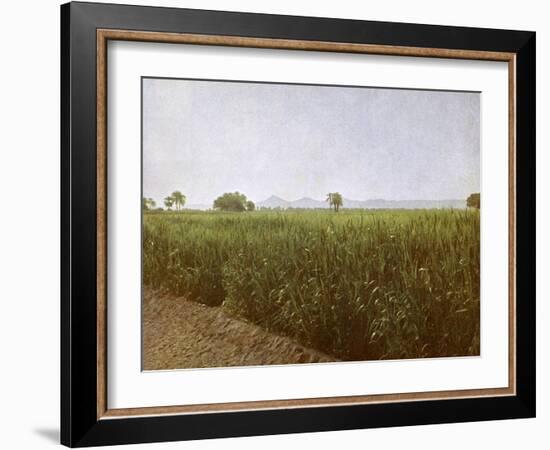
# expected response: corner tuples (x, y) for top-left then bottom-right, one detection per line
(143, 209), (480, 361)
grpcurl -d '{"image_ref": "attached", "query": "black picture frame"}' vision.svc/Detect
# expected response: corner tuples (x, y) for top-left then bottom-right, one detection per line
(61, 1), (535, 447)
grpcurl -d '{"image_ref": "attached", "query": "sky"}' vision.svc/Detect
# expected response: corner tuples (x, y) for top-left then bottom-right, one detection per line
(142, 78), (480, 207)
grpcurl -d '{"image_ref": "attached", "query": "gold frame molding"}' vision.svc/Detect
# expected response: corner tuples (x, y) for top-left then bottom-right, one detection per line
(96, 28), (517, 420)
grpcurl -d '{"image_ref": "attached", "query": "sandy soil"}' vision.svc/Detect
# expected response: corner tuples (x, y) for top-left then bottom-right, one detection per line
(142, 288), (336, 370)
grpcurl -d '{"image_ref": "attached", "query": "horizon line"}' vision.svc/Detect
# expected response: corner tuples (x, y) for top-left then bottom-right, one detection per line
(173, 196), (472, 206)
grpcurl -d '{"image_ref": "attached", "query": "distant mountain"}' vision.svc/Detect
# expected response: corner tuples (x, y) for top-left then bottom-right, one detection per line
(257, 196), (466, 210)
(257, 195), (291, 209)
(289, 197), (329, 209)
(342, 198), (466, 209)
(357, 199), (466, 209)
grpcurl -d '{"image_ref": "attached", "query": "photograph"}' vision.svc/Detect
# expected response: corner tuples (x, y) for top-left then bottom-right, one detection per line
(56, 2), (537, 446)
(141, 77), (481, 371)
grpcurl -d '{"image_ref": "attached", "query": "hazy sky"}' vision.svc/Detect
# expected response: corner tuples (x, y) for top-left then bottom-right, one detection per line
(143, 78), (480, 206)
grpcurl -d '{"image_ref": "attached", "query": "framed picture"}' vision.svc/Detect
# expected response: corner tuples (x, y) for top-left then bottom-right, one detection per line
(61, 2), (536, 447)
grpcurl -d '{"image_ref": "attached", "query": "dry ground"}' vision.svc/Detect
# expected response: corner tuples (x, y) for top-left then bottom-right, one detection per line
(142, 288), (336, 370)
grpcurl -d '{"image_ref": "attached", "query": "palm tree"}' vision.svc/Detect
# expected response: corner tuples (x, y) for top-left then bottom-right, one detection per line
(171, 191), (186, 211)
(326, 192), (343, 212)
(164, 196), (174, 211)
(142, 197), (156, 211)
(326, 193), (333, 210)
(332, 192), (343, 212)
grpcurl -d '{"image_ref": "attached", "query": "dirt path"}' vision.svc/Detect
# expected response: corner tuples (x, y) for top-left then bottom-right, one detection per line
(142, 288), (336, 370)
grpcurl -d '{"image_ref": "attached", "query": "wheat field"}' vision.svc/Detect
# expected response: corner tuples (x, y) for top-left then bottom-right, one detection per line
(143, 209), (480, 362)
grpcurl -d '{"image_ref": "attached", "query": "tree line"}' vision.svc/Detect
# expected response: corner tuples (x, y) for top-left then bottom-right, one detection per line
(144, 191), (480, 212)
(144, 191), (344, 212)
(142, 191), (255, 212)
(143, 191), (187, 211)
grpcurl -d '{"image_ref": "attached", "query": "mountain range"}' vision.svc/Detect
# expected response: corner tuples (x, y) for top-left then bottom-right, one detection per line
(256, 195), (466, 210)
(181, 196), (467, 210)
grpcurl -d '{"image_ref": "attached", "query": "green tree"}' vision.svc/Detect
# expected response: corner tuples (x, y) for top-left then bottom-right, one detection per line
(245, 200), (255, 211)
(332, 192), (343, 212)
(466, 193), (480, 209)
(213, 192), (248, 212)
(164, 196), (174, 211)
(171, 191), (186, 211)
(326, 192), (343, 212)
(326, 193), (333, 210)
(142, 197), (156, 211)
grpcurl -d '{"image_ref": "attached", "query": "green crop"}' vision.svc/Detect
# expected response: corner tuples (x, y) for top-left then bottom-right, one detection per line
(143, 209), (480, 361)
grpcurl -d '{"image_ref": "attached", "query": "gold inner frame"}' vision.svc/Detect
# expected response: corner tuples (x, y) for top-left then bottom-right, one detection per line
(96, 29), (517, 420)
